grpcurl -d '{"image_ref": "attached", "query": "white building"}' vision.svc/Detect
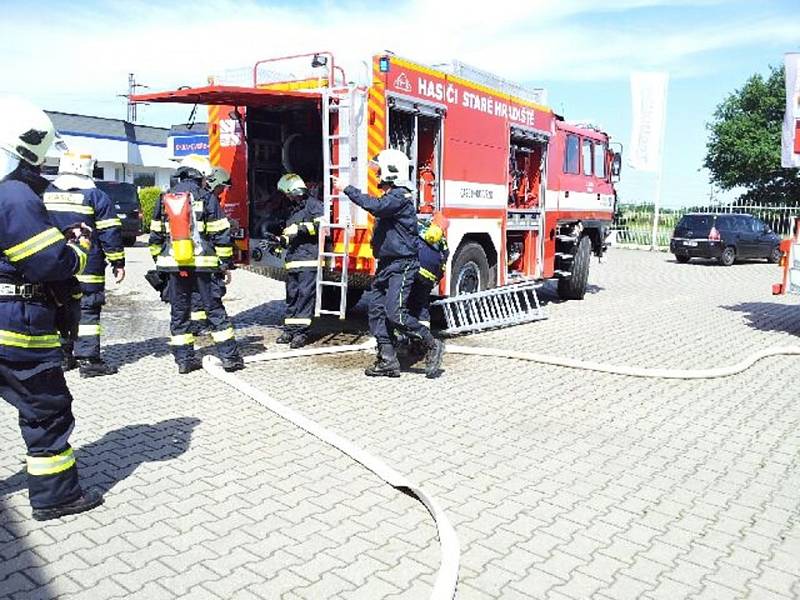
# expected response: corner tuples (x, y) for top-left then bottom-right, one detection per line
(42, 111), (184, 189)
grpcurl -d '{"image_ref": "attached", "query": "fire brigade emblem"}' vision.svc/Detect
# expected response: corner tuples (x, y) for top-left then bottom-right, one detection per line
(394, 72), (412, 93)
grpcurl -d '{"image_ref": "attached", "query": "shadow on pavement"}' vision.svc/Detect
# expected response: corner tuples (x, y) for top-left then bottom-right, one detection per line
(0, 496), (58, 597)
(722, 302), (800, 337)
(0, 417), (200, 500)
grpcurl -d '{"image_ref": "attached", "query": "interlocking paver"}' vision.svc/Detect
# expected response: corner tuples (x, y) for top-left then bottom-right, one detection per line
(2, 245), (800, 598)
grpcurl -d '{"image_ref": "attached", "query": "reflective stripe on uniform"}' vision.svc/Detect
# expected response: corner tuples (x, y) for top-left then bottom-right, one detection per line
(156, 255), (220, 268)
(43, 203), (95, 215)
(150, 220), (164, 233)
(190, 311), (207, 321)
(4, 228), (63, 262)
(105, 250), (125, 262)
(284, 317), (312, 325)
(96, 218), (122, 230)
(78, 324), (102, 337)
(42, 192), (85, 205)
(0, 329), (60, 349)
(27, 448), (75, 476)
(420, 320), (431, 328)
(205, 218), (230, 233)
(149, 244), (162, 256)
(215, 246), (233, 258)
(419, 268), (437, 282)
(67, 242), (88, 274)
(169, 333), (195, 346)
(77, 274), (105, 284)
(285, 260), (319, 269)
(300, 221), (316, 236)
(211, 327), (234, 342)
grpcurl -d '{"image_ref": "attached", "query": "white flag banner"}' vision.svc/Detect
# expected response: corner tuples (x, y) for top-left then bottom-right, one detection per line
(782, 53), (800, 169)
(629, 71), (669, 172)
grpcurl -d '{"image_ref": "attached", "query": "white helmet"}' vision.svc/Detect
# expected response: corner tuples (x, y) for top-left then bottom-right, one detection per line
(277, 173), (307, 197)
(0, 96), (56, 166)
(58, 151), (95, 178)
(207, 166), (231, 190)
(373, 149), (411, 186)
(179, 154), (213, 178)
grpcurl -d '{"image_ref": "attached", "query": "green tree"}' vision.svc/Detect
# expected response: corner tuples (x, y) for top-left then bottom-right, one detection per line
(704, 65), (800, 204)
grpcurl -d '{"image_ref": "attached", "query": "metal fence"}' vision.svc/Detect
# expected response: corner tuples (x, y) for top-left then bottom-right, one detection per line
(612, 203), (800, 247)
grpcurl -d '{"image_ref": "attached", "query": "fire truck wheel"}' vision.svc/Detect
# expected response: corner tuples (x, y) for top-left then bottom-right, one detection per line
(557, 235), (591, 300)
(451, 242), (490, 296)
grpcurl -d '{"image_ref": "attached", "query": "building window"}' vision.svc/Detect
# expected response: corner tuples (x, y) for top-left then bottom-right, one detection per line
(582, 139), (593, 176)
(564, 134), (580, 174)
(133, 172), (155, 187)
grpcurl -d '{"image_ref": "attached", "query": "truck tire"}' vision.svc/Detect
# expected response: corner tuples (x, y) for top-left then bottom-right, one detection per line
(557, 235), (591, 300)
(450, 242), (490, 296)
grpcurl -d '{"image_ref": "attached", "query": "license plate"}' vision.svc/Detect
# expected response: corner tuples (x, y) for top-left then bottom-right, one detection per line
(683, 240), (698, 247)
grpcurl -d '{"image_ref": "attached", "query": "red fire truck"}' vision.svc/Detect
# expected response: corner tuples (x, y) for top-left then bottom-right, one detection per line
(133, 51), (621, 322)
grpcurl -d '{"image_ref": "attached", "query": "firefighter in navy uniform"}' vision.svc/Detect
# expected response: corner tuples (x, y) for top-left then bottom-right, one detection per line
(0, 96), (102, 520)
(335, 149), (444, 378)
(274, 173), (323, 349)
(188, 166), (232, 335)
(149, 155), (244, 374)
(44, 151), (125, 377)
(409, 213), (449, 330)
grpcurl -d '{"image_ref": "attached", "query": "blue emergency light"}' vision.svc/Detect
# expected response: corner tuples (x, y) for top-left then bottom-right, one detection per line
(379, 56), (390, 73)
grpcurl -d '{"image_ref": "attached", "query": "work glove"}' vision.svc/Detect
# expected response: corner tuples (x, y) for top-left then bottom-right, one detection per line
(113, 266), (126, 284)
(281, 223), (299, 245)
(65, 223), (93, 252)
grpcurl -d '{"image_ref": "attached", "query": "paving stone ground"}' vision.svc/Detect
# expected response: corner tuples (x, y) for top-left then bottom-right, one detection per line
(1, 242), (799, 599)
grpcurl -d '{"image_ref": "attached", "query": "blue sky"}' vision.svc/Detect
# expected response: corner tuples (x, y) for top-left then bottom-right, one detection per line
(1, 0), (798, 207)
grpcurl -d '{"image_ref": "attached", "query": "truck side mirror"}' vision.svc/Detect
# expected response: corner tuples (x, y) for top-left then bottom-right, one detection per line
(610, 153), (622, 181)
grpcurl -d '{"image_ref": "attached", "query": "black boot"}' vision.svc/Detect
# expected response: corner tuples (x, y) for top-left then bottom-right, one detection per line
(32, 489), (104, 521)
(276, 331), (294, 344)
(221, 355), (245, 372)
(424, 338), (445, 379)
(289, 333), (308, 349)
(365, 344), (401, 377)
(77, 358), (118, 378)
(177, 358), (203, 374)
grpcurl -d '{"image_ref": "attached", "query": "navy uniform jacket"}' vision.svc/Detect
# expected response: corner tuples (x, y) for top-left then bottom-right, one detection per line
(343, 185), (418, 260)
(149, 178), (234, 272)
(43, 181), (125, 292)
(418, 236), (449, 284)
(283, 193), (323, 269)
(0, 177), (88, 363)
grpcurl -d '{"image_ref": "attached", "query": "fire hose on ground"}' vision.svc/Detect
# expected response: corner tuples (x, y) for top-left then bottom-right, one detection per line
(203, 340), (800, 600)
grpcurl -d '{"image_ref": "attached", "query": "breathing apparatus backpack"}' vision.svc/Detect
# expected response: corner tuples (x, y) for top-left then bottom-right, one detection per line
(162, 192), (198, 263)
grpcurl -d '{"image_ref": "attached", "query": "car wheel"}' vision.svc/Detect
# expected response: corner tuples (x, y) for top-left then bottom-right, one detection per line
(718, 246), (736, 267)
(767, 245), (782, 264)
(674, 254), (691, 264)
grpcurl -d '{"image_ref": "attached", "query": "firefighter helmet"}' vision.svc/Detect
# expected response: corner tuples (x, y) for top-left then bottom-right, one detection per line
(207, 166), (231, 190)
(178, 154), (213, 178)
(0, 96), (56, 166)
(58, 151), (95, 178)
(423, 222), (445, 245)
(277, 173), (307, 198)
(372, 149), (411, 186)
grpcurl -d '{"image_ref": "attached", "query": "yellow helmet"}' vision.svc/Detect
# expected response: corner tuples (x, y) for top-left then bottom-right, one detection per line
(422, 222), (444, 245)
(207, 166), (231, 189)
(277, 173), (307, 197)
(0, 95), (56, 166)
(179, 154), (212, 177)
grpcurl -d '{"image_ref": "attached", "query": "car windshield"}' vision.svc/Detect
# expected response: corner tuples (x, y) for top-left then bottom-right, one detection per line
(677, 215), (713, 231)
(96, 182), (139, 209)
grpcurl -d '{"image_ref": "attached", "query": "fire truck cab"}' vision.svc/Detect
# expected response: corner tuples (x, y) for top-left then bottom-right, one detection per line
(133, 51), (621, 315)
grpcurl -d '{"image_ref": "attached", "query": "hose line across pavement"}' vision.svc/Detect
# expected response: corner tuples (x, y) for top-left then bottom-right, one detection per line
(203, 339), (800, 600)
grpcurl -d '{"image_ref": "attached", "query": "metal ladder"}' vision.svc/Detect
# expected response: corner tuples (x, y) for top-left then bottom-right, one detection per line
(432, 281), (547, 335)
(315, 86), (358, 319)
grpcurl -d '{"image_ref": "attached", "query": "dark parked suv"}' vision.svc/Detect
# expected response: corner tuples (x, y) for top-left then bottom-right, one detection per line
(96, 181), (142, 246)
(670, 213), (782, 266)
